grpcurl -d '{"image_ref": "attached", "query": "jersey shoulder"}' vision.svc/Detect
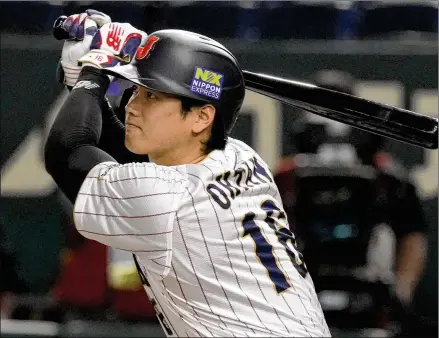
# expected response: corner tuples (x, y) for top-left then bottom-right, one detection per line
(226, 137), (258, 156)
(226, 137), (271, 168)
(180, 138), (275, 192)
(180, 138), (259, 180)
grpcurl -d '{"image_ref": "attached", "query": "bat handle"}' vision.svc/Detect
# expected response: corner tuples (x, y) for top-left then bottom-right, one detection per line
(53, 15), (70, 40)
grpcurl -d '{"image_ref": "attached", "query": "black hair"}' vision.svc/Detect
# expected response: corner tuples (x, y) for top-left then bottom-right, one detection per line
(179, 96), (227, 154)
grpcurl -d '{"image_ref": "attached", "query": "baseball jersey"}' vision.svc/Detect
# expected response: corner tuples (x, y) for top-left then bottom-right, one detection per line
(73, 137), (330, 337)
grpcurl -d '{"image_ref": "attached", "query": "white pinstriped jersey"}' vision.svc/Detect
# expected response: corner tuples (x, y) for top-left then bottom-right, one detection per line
(74, 137), (330, 337)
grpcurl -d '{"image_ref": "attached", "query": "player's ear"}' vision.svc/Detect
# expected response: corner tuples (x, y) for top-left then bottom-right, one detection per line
(192, 104), (215, 134)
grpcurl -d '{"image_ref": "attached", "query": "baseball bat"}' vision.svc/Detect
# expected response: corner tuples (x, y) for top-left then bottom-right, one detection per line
(243, 70), (438, 149)
(52, 17), (437, 149)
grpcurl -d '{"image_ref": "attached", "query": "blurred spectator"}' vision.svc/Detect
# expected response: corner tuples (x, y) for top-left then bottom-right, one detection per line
(235, 1), (265, 40)
(334, 1), (362, 39)
(274, 69), (428, 332)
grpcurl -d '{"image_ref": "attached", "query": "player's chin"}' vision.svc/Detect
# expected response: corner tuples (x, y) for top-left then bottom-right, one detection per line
(124, 134), (149, 155)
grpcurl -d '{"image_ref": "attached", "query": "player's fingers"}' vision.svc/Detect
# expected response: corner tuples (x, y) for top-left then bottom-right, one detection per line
(83, 16), (99, 44)
(53, 12), (100, 42)
(61, 13), (89, 40)
(86, 9), (112, 27)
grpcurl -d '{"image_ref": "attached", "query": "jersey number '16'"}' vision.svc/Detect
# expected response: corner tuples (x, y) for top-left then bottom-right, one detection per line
(242, 200), (308, 294)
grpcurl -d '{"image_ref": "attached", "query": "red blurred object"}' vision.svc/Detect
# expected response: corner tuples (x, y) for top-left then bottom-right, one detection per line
(52, 239), (108, 308)
(111, 288), (155, 320)
(52, 220), (155, 319)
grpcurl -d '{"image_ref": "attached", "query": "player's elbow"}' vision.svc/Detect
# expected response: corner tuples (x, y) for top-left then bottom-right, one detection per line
(44, 127), (92, 175)
(44, 129), (71, 178)
(44, 128), (77, 197)
(44, 131), (61, 179)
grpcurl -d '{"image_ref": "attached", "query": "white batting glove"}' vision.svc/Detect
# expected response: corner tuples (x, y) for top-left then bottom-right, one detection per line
(57, 10), (112, 87)
(78, 22), (148, 70)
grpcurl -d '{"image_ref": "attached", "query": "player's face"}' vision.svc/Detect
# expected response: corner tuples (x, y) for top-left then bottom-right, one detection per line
(124, 85), (200, 159)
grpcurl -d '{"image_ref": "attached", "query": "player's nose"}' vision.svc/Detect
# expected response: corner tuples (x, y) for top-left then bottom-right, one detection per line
(125, 93), (142, 116)
(125, 107), (138, 117)
(125, 103), (141, 117)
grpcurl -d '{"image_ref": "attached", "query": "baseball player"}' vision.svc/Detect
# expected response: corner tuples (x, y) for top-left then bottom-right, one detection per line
(45, 10), (330, 337)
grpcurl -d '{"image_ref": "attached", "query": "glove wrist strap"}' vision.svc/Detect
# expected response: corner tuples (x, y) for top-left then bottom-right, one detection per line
(78, 49), (124, 69)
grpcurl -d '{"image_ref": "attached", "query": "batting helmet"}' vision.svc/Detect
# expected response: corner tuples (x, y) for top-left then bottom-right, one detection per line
(102, 29), (246, 136)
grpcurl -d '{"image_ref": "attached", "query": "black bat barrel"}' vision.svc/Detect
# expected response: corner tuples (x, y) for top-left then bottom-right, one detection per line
(243, 70), (438, 149)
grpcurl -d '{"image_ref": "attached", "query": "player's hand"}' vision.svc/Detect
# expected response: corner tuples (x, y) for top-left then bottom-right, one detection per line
(77, 22), (148, 70)
(54, 10), (112, 87)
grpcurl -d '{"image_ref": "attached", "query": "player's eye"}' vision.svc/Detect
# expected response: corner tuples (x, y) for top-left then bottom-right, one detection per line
(131, 85), (139, 95)
(146, 91), (157, 100)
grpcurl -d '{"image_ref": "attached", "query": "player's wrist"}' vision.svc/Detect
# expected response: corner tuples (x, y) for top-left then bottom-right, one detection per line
(78, 49), (118, 69)
(72, 66), (111, 95)
(60, 60), (82, 87)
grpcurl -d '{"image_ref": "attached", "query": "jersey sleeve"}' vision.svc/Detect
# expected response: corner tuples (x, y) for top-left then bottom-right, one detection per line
(73, 161), (188, 278)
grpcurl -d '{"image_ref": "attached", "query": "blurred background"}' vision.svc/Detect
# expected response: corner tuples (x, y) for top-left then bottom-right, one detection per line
(1, 1), (437, 337)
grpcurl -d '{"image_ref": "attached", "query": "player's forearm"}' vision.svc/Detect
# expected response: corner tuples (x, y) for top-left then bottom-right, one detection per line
(394, 232), (427, 304)
(44, 66), (116, 203)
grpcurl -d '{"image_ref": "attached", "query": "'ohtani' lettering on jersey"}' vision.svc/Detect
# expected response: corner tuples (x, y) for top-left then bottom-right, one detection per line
(207, 156), (272, 209)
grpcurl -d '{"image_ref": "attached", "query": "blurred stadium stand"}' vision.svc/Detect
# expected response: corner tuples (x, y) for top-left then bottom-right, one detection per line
(0, 1), (437, 39)
(358, 1), (438, 39)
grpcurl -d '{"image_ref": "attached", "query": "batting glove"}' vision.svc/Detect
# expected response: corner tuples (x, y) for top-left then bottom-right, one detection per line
(77, 22), (148, 70)
(54, 9), (112, 87)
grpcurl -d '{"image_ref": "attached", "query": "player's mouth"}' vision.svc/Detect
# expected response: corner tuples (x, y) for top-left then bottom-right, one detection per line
(126, 122), (141, 129)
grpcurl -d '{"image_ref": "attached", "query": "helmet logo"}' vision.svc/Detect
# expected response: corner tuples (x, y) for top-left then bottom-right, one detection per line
(190, 66), (224, 100)
(136, 35), (160, 60)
